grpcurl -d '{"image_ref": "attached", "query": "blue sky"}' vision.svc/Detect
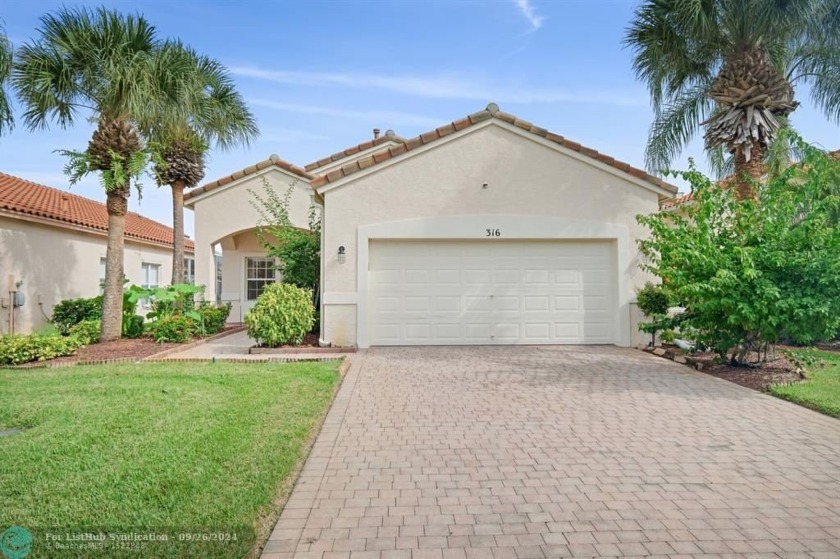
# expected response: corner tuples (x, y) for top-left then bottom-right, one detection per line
(1, 0), (838, 237)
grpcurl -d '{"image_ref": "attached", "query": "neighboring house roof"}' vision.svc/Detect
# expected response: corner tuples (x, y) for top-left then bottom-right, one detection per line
(310, 104), (678, 194)
(184, 154), (314, 202)
(660, 192), (694, 210)
(0, 172), (194, 250)
(304, 130), (405, 172)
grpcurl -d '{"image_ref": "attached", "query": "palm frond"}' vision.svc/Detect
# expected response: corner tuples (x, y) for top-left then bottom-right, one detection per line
(0, 22), (13, 135)
(645, 83), (714, 173)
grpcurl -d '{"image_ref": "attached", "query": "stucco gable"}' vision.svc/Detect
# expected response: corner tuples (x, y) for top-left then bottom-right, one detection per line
(311, 104), (678, 196)
(184, 154), (313, 206)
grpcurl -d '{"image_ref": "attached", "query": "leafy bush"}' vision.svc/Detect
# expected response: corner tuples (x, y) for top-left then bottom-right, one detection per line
(637, 137), (840, 364)
(68, 319), (100, 345)
(246, 283), (314, 347)
(196, 302), (231, 335)
(0, 334), (82, 365)
(148, 315), (194, 344)
(52, 296), (102, 334)
(636, 282), (670, 317)
(122, 314), (145, 339)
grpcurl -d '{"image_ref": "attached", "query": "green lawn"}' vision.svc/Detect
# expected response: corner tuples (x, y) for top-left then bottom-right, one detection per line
(0, 361), (340, 558)
(771, 350), (840, 418)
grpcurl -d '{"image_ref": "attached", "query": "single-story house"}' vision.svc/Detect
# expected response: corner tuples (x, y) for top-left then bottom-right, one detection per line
(187, 104), (678, 348)
(0, 172), (194, 334)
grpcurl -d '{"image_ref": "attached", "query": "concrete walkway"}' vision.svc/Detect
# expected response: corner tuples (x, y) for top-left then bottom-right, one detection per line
(161, 330), (348, 360)
(262, 346), (840, 559)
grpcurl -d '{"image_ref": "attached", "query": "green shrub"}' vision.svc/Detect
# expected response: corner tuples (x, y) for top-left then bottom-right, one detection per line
(246, 283), (314, 347)
(52, 296), (102, 334)
(196, 302), (232, 335)
(122, 314), (145, 339)
(636, 282), (670, 317)
(68, 319), (100, 345)
(0, 334), (82, 365)
(148, 315), (194, 343)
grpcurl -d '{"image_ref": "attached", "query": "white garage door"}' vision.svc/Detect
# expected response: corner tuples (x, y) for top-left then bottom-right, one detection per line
(369, 240), (616, 345)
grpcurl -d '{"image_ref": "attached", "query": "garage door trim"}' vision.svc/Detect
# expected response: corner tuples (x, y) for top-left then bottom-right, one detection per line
(355, 215), (631, 348)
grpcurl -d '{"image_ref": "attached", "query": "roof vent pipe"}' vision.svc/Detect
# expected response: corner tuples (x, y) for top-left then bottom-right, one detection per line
(373, 128), (380, 139)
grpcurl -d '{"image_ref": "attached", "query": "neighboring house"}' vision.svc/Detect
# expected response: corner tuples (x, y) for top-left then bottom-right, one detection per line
(188, 104), (678, 348)
(0, 173), (194, 334)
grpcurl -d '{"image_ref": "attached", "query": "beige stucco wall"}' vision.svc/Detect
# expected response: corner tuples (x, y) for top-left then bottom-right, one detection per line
(188, 167), (315, 321)
(321, 122), (665, 347)
(0, 215), (185, 334)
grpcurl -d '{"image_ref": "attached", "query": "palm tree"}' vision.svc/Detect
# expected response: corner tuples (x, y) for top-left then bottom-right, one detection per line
(0, 22), (13, 135)
(12, 7), (192, 340)
(625, 0), (840, 199)
(150, 42), (257, 285)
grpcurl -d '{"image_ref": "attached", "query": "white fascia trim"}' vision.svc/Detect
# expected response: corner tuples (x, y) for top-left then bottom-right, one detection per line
(316, 120), (495, 195)
(316, 119), (675, 198)
(352, 214), (632, 349)
(184, 166), (313, 207)
(310, 139), (403, 175)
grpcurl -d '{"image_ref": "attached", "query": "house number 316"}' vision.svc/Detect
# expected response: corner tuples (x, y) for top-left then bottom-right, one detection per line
(485, 228), (501, 237)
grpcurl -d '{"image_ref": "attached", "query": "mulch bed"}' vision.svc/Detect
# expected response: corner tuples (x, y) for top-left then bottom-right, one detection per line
(656, 345), (804, 392)
(815, 340), (840, 354)
(51, 337), (181, 364)
(253, 332), (320, 349)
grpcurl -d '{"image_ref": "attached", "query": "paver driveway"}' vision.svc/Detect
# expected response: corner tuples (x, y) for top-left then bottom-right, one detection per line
(261, 346), (840, 559)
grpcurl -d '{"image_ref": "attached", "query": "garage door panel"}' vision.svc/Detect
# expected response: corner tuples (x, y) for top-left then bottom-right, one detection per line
(369, 240), (616, 345)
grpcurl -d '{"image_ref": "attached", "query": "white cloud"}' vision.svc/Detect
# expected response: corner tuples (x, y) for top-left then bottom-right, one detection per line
(233, 67), (646, 108)
(512, 0), (545, 31)
(248, 99), (445, 128)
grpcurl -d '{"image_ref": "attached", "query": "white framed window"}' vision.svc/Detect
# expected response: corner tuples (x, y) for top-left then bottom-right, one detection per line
(183, 257), (196, 284)
(140, 262), (161, 307)
(245, 257), (276, 301)
(99, 257), (106, 294)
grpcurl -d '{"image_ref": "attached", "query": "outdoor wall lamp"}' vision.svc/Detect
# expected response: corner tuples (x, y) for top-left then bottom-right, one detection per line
(337, 245), (346, 264)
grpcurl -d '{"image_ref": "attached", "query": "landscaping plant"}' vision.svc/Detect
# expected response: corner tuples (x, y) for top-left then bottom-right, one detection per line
(637, 138), (840, 365)
(250, 178), (321, 305)
(246, 283), (314, 347)
(148, 314), (195, 343)
(635, 281), (671, 346)
(0, 334), (82, 365)
(51, 296), (102, 334)
(68, 319), (101, 345)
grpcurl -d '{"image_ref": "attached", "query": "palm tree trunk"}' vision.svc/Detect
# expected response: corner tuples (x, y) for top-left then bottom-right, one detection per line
(171, 180), (185, 284)
(101, 186), (129, 341)
(733, 139), (766, 200)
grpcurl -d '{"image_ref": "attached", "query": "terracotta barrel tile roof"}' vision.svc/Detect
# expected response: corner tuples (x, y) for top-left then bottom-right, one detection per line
(310, 104), (678, 194)
(659, 192), (694, 210)
(185, 154), (313, 202)
(0, 172), (194, 250)
(304, 132), (406, 172)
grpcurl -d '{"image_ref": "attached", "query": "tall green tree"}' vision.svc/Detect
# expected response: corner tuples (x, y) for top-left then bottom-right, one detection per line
(12, 8), (193, 340)
(0, 22), (13, 135)
(150, 41), (257, 285)
(625, 0), (840, 199)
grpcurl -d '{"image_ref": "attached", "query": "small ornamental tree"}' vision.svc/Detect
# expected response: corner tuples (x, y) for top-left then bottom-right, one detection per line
(249, 177), (321, 304)
(636, 282), (671, 346)
(637, 137), (840, 365)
